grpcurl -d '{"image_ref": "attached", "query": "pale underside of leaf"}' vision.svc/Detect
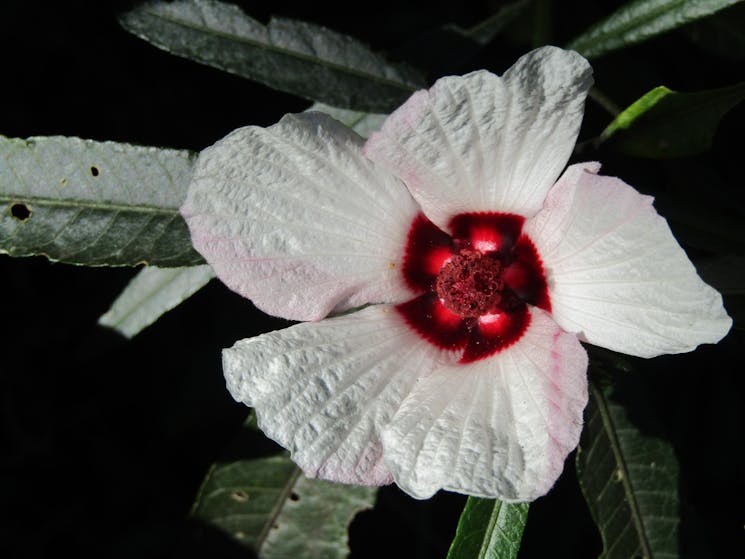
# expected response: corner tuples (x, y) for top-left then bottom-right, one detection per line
(191, 416), (377, 558)
(98, 264), (215, 338)
(306, 102), (388, 139)
(0, 135), (202, 267)
(576, 381), (680, 559)
(119, 0), (424, 112)
(567, 0), (742, 58)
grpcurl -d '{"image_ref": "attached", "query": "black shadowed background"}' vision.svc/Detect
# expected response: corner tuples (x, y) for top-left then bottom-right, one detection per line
(1, 1), (743, 558)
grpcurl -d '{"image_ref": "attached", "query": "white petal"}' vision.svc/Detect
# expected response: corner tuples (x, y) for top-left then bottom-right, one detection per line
(223, 305), (449, 486)
(181, 112), (420, 321)
(524, 163), (732, 358)
(363, 46), (593, 229)
(381, 308), (588, 501)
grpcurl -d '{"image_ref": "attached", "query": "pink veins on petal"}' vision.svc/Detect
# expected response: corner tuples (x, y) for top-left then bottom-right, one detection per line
(397, 212), (550, 363)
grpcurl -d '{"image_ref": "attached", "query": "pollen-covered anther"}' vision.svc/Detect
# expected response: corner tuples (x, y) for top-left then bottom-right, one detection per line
(435, 250), (505, 317)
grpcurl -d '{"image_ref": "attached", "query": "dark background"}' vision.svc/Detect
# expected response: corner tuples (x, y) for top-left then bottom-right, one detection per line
(1, 1), (742, 558)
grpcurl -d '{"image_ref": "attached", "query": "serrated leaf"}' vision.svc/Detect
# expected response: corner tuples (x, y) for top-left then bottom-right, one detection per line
(0, 135), (202, 267)
(576, 378), (680, 559)
(192, 415), (376, 558)
(599, 82), (745, 158)
(119, 0), (425, 112)
(98, 264), (214, 338)
(446, 498), (528, 559)
(567, 0), (742, 59)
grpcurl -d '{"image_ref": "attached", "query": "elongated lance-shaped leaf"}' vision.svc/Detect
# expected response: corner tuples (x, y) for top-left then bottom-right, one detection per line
(576, 376), (681, 559)
(192, 414), (377, 558)
(0, 135), (202, 267)
(119, 0), (425, 112)
(99, 264), (214, 338)
(599, 82), (745, 158)
(446, 497), (529, 559)
(567, 0), (742, 59)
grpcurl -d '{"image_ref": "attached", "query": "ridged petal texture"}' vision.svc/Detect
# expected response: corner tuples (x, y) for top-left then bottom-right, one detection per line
(363, 46), (593, 230)
(223, 305), (445, 486)
(381, 307), (587, 500)
(223, 306), (588, 500)
(523, 162), (732, 357)
(181, 112), (419, 321)
(183, 46), (731, 502)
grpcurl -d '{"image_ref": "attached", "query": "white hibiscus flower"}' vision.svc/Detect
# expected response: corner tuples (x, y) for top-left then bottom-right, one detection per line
(180, 46), (731, 501)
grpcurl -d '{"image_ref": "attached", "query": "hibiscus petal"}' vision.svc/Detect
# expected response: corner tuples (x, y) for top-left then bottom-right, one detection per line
(363, 46), (593, 229)
(181, 112), (420, 321)
(381, 307), (588, 500)
(222, 305), (452, 487)
(524, 162), (732, 358)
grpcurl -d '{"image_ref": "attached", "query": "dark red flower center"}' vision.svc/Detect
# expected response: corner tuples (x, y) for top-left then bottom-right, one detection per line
(396, 212), (550, 363)
(435, 250), (504, 317)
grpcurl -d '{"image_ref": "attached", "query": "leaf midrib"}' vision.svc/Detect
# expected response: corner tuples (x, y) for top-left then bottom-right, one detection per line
(130, 7), (418, 93)
(478, 500), (503, 559)
(591, 382), (653, 559)
(255, 466), (302, 551)
(0, 194), (181, 215)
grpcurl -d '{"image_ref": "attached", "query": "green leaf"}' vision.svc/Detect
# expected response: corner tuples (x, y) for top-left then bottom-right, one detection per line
(576, 378), (680, 559)
(0, 135), (202, 267)
(98, 264), (214, 338)
(567, 0), (742, 59)
(119, 0), (425, 112)
(599, 82), (745, 158)
(192, 415), (377, 558)
(446, 497), (529, 559)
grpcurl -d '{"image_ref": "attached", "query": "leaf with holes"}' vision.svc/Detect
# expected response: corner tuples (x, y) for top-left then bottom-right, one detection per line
(192, 415), (377, 558)
(576, 376), (681, 559)
(446, 497), (529, 559)
(119, 0), (425, 112)
(598, 82), (745, 158)
(99, 264), (215, 338)
(0, 135), (203, 267)
(567, 0), (742, 58)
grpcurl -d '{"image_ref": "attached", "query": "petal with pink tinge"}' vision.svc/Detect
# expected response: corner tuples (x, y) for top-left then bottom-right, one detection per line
(364, 46), (593, 230)
(381, 307), (588, 501)
(524, 162), (732, 358)
(181, 112), (420, 321)
(222, 305), (453, 487)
